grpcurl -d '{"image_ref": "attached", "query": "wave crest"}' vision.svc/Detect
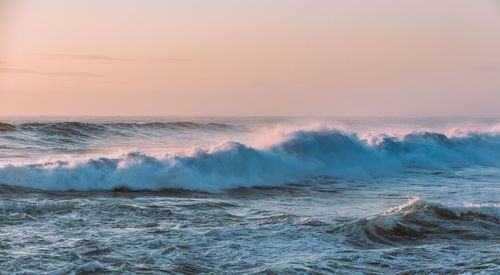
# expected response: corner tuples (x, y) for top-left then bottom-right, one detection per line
(1, 129), (500, 191)
(343, 197), (500, 246)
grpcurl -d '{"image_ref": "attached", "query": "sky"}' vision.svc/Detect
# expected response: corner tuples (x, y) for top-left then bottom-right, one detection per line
(1, 0), (500, 117)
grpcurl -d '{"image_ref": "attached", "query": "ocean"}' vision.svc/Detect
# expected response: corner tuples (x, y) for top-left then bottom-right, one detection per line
(0, 117), (499, 274)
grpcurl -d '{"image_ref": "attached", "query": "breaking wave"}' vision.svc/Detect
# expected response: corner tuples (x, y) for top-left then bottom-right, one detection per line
(1, 129), (500, 191)
(343, 197), (500, 246)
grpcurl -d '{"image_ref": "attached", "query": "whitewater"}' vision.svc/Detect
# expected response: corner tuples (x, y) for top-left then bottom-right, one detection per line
(0, 117), (499, 273)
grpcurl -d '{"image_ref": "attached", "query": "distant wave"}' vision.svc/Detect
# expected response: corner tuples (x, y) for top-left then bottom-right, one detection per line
(0, 122), (16, 132)
(343, 197), (500, 246)
(17, 121), (235, 131)
(0, 121), (237, 143)
(2, 121), (235, 130)
(1, 129), (500, 191)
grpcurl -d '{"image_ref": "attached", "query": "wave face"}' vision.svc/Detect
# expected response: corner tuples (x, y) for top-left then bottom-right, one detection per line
(1, 128), (500, 191)
(343, 197), (500, 246)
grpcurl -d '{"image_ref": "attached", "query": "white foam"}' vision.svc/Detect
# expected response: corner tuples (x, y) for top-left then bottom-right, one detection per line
(1, 128), (500, 192)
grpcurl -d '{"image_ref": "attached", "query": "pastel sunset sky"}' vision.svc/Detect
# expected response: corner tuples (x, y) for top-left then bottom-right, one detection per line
(1, 0), (499, 116)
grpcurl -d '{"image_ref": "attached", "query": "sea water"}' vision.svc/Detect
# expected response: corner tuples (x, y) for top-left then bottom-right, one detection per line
(0, 117), (499, 273)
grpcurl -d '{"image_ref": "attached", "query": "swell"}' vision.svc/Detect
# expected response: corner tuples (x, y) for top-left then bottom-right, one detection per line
(1, 129), (500, 191)
(101, 121), (234, 130)
(0, 122), (16, 132)
(342, 197), (500, 246)
(0, 121), (237, 142)
(16, 121), (234, 130)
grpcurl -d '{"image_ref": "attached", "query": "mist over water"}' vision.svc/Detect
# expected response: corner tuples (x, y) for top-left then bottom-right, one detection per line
(0, 117), (499, 273)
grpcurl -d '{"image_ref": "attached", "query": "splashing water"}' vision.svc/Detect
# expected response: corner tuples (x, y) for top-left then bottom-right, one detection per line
(0, 117), (499, 273)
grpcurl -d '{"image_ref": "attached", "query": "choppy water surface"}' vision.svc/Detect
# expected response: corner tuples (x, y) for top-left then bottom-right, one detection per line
(0, 117), (499, 274)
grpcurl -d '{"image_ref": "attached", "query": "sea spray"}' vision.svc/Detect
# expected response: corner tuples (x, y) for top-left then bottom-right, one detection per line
(1, 129), (500, 191)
